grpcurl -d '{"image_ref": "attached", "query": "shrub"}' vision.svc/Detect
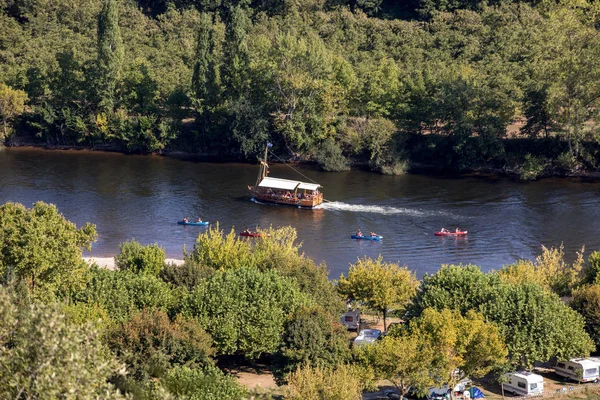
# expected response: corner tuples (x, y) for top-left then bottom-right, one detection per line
(315, 138), (350, 172)
(0, 287), (125, 399)
(75, 267), (177, 321)
(273, 306), (351, 384)
(164, 365), (247, 400)
(115, 239), (166, 276)
(518, 153), (547, 180)
(284, 364), (363, 400)
(571, 285), (600, 352)
(582, 251), (600, 285)
(160, 259), (214, 290)
(107, 309), (214, 380)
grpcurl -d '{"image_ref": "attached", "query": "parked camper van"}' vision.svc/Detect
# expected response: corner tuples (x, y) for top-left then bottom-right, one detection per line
(340, 309), (360, 330)
(502, 372), (544, 397)
(555, 358), (600, 383)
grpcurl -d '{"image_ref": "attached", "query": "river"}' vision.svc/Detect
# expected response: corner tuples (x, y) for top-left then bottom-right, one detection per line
(1, 147), (599, 278)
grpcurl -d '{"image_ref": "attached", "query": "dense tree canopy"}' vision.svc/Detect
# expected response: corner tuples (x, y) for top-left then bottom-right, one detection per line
(2, 0), (600, 175)
(0, 201), (97, 298)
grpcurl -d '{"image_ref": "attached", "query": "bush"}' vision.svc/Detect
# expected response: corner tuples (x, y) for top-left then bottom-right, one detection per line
(75, 267), (177, 321)
(284, 364), (363, 400)
(571, 285), (600, 352)
(0, 287), (125, 399)
(115, 239), (166, 276)
(315, 138), (350, 172)
(107, 309), (214, 381)
(518, 153), (547, 180)
(164, 365), (247, 400)
(273, 306), (351, 384)
(582, 251), (600, 285)
(160, 259), (214, 290)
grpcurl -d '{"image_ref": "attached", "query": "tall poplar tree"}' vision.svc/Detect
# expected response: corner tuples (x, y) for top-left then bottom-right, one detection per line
(97, 0), (124, 113)
(191, 13), (214, 114)
(223, 6), (250, 101)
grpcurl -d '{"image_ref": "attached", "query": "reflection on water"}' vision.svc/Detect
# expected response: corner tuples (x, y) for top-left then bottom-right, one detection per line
(1, 147), (600, 278)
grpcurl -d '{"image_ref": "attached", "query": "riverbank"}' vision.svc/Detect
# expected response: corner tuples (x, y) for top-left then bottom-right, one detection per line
(6, 137), (600, 180)
(83, 257), (184, 270)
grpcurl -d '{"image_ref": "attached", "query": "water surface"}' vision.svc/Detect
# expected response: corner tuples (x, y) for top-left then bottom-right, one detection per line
(1, 147), (599, 278)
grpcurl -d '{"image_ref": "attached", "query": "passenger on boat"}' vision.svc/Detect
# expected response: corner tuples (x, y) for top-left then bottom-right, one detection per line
(197, 218), (202, 222)
(455, 227), (460, 233)
(243, 228), (250, 234)
(356, 229), (362, 236)
(370, 232), (378, 237)
(183, 217), (189, 223)
(440, 227), (447, 233)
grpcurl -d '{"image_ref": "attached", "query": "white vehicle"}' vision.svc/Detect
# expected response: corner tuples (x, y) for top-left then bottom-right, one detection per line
(340, 309), (360, 330)
(427, 379), (472, 400)
(502, 371), (544, 397)
(555, 358), (600, 383)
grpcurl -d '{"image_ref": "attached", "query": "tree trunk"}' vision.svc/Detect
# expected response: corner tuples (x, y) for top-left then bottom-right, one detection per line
(383, 308), (387, 332)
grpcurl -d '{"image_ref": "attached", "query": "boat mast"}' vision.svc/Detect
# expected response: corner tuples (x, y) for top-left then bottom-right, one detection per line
(255, 143), (270, 186)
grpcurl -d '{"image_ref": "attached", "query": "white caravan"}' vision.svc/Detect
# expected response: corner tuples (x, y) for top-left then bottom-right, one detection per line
(340, 309), (360, 330)
(502, 371), (544, 397)
(555, 358), (600, 383)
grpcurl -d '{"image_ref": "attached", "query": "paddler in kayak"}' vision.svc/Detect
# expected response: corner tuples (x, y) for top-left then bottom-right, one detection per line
(370, 232), (378, 237)
(356, 228), (362, 237)
(183, 217), (189, 223)
(440, 227), (448, 233)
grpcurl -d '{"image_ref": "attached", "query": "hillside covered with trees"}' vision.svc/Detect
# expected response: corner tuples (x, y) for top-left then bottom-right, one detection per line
(2, 0), (600, 177)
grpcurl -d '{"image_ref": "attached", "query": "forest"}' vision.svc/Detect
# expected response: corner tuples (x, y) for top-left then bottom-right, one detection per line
(2, 201), (600, 399)
(2, 0), (600, 178)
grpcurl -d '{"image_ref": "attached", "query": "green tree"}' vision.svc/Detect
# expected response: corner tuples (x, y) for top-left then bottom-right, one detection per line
(357, 333), (436, 398)
(76, 267), (177, 321)
(191, 13), (214, 114)
(107, 309), (214, 381)
(0, 82), (28, 140)
(164, 365), (247, 400)
(570, 285), (600, 352)
(273, 306), (351, 383)
(184, 267), (310, 359)
(338, 256), (418, 331)
(285, 364), (363, 400)
(0, 287), (125, 399)
(485, 283), (594, 368)
(0, 201), (97, 298)
(409, 308), (507, 394)
(97, 0), (124, 112)
(582, 251), (600, 285)
(115, 239), (166, 276)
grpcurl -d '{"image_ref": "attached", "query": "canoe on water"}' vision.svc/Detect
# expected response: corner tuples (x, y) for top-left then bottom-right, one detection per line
(351, 235), (383, 241)
(177, 221), (209, 226)
(240, 231), (270, 238)
(434, 231), (467, 236)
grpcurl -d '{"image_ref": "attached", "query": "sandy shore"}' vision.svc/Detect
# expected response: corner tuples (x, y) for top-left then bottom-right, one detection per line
(83, 257), (184, 270)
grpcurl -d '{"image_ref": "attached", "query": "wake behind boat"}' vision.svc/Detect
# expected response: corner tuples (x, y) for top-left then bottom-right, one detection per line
(248, 143), (323, 208)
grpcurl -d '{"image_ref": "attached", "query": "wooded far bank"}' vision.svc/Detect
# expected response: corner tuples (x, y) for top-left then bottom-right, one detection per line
(2, 0), (600, 179)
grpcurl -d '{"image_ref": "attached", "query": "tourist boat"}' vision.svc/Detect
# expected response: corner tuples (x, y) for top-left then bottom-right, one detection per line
(248, 143), (323, 208)
(177, 220), (209, 226)
(351, 234), (383, 241)
(434, 230), (467, 236)
(239, 231), (270, 238)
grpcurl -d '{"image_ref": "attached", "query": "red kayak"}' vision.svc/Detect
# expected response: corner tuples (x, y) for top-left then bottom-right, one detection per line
(435, 231), (468, 236)
(240, 231), (270, 238)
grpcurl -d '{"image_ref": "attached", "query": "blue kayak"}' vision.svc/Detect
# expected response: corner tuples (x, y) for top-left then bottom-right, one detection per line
(178, 220), (209, 226)
(351, 235), (383, 241)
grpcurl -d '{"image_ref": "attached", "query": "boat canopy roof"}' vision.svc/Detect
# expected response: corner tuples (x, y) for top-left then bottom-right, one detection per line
(258, 177), (320, 191)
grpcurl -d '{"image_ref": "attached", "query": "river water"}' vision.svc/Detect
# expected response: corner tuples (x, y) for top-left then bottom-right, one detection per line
(1, 147), (599, 278)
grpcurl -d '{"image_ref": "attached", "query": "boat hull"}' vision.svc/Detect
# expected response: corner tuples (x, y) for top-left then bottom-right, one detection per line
(351, 235), (383, 241)
(178, 221), (209, 226)
(249, 187), (323, 208)
(240, 232), (269, 238)
(434, 231), (467, 236)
